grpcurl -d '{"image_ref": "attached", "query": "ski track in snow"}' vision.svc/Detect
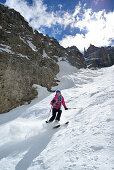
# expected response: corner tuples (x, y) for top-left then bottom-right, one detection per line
(0, 62), (114, 170)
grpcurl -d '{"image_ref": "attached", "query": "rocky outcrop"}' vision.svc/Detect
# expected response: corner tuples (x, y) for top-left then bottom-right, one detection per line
(0, 4), (86, 114)
(84, 44), (114, 68)
(66, 46), (86, 69)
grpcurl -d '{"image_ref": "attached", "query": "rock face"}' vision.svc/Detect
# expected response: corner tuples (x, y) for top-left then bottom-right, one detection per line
(84, 44), (114, 68)
(0, 4), (86, 114)
(66, 46), (86, 68)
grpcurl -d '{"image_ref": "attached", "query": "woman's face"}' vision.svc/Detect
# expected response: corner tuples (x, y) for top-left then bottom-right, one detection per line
(57, 92), (61, 96)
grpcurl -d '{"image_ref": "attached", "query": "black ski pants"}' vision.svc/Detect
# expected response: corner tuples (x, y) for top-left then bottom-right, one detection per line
(49, 108), (62, 122)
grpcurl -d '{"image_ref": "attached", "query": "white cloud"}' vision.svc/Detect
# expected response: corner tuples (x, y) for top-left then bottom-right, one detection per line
(60, 7), (114, 51)
(72, 2), (81, 18)
(60, 34), (87, 52)
(5, 0), (114, 51)
(5, 0), (59, 29)
(58, 4), (62, 10)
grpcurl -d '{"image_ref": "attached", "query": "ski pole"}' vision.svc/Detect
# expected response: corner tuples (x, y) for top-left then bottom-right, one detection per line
(47, 106), (52, 121)
(68, 107), (81, 110)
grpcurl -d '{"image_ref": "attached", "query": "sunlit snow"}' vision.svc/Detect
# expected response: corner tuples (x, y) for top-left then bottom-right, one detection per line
(0, 61), (113, 170)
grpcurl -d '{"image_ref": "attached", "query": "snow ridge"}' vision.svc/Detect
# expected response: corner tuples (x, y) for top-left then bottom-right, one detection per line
(0, 62), (113, 170)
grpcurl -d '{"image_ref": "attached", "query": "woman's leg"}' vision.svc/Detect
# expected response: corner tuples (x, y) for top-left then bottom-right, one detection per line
(49, 108), (56, 122)
(56, 109), (62, 121)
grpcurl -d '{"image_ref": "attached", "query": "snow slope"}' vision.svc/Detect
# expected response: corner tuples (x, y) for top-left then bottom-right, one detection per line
(0, 62), (114, 170)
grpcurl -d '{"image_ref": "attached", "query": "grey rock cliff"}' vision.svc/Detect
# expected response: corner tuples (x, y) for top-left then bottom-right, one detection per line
(66, 46), (86, 69)
(0, 4), (86, 114)
(84, 44), (114, 68)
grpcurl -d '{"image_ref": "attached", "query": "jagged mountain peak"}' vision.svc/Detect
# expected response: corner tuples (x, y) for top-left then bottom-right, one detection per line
(86, 44), (100, 53)
(84, 44), (114, 68)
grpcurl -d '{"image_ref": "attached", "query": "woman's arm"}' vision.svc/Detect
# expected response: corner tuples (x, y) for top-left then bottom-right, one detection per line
(50, 97), (56, 105)
(62, 97), (67, 109)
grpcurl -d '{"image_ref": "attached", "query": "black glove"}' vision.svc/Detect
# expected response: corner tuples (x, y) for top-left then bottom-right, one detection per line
(65, 107), (68, 110)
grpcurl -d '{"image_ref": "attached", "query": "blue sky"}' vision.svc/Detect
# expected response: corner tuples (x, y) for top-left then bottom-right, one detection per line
(0, 0), (114, 51)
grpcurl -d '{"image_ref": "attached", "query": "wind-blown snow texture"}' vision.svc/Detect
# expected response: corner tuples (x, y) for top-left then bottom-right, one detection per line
(0, 61), (114, 170)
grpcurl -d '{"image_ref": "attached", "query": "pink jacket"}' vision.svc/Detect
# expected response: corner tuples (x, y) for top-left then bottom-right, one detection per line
(50, 94), (67, 109)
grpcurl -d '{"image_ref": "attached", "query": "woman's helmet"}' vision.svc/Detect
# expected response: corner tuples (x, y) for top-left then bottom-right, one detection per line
(56, 90), (61, 94)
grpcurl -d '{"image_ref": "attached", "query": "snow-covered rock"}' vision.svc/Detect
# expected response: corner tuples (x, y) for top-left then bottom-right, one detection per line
(0, 3), (86, 114)
(0, 44), (15, 54)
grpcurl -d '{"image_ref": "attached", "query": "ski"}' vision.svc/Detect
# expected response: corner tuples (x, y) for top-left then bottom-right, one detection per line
(53, 124), (60, 128)
(64, 121), (69, 125)
(45, 120), (50, 123)
(45, 120), (69, 129)
(53, 121), (69, 129)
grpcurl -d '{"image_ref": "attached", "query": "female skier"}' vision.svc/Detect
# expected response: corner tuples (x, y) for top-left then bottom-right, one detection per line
(46, 90), (68, 123)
